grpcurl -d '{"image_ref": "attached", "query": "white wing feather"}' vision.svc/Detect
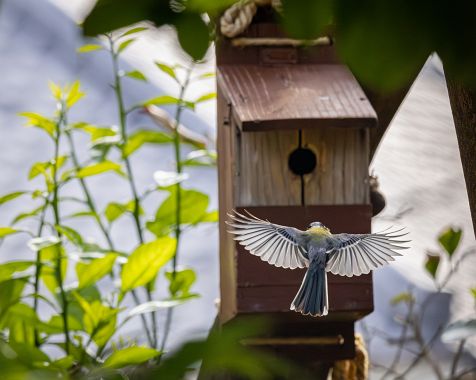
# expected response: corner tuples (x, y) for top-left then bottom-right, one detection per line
(326, 229), (409, 277)
(227, 210), (309, 269)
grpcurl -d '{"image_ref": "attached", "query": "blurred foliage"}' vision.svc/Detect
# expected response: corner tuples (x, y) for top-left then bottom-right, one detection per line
(362, 227), (476, 379)
(82, 0), (476, 91)
(0, 24), (246, 379)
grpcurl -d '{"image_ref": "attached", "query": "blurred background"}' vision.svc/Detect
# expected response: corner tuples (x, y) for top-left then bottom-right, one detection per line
(0, 0), (474, 378)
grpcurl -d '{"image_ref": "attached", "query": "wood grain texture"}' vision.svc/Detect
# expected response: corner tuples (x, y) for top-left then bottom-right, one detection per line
(218, 64), (377, 131)
(236, 130), (301, 206)
(217, 92), (238, 323)
(303, 128), (370, 205)
(446, 78), (476, 238)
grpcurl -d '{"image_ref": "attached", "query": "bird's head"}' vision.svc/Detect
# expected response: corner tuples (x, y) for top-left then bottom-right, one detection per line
(308, 221), (331, 234)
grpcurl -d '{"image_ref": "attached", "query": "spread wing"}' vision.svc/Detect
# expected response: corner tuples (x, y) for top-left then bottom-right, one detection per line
(227, 210), (309, 269)
(326, 228), (409, 277)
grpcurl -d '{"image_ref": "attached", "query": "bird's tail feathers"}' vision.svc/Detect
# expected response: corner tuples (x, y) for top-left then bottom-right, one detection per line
(290, 268), (328, 317)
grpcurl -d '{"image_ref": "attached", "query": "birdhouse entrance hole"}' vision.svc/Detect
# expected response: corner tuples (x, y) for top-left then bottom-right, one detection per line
(288, 146), (317, 176)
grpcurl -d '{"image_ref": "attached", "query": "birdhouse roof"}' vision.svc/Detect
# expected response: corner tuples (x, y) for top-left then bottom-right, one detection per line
(217, 64), (378, 131)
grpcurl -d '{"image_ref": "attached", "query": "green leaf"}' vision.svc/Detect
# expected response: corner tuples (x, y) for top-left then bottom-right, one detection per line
(117, 38), (136, 54)
(77, 161), (124, 178)
(12, 205), (44, 225)
(194, 72), (215, 81)
(28, 161), (50, 180)
(149, 188), (210, 236)
(51, 355), (74, 370)
(0, 278), (28, 318)
(334, 1), (431, 91)
(281, 0), (332, 39)
(424, 252), (440, 279)
(155, 62), (178, 82)
(174, 12), (210, 61)
(471, 288), (476, 299)
(185, 0), (236, 12)
(390, 292), (415, 305)
(77, 44), (103, 53)
(82, 1), (154, 37)
(200, 210), (218, 223)
(0, 261), (34, 283)
(120, 26), (148, 38)
(104, 200), (142, 223)
(48, 81), (62, 100)
(55, 225), (84, 247)
(124, 70), (147, 82)
(123, 129), (172, 157)
(104, 202), (127, 223)
(40, 243), (67, 295)
(165, 268), (196, 298)
(441, 319), (476, 343)
(142, 95), (182, 107)
(9, 341), (50, 367)
(438, 227), (462, 257)
(72, 123), (118, 142)
(39, 314), (82, 335)
(0, 303), (40, 344)
(195, 92), (216, 103)
(64, 211), (98, 220)
(73, 293), (118, 347)
(65, 81), (85, 108)
(0, 227), (21, 238)
(20, 112), (56, 138)
(121, 237), (176, 293)
(76, 253), (117, 289)
(0, 191), (27, 206)
(104, 346), (161, 369)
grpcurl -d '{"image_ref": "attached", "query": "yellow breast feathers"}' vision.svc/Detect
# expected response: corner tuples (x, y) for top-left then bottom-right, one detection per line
(307, 226), (332, 236)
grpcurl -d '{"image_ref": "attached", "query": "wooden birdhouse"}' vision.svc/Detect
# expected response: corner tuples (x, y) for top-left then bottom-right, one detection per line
(216, 6), (377, 365)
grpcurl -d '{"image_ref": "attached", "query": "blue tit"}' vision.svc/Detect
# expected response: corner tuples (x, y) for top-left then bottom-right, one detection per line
(227, 210), (409, 317)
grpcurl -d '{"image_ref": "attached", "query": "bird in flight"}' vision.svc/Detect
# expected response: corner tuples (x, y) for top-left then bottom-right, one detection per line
(227, 210), (409, 317)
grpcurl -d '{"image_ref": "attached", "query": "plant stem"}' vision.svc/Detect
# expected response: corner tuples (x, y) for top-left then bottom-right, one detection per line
(66, 133), (115, 249)
(52, 106), (70, 354)
(108, 36), (157, 347)
(160, 65), (194, 353)
(450, 339), (466, 379)
(380, 298), (414, 380)
(171, 65), (193, 276)
(33, 197), (50, 347)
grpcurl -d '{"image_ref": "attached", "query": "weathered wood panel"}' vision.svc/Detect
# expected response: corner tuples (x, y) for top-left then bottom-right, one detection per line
(217, 64), (377, 131)
(217, 92), (238, 323)
(236, 130), (302, 206)
(303, 128), (370, 205)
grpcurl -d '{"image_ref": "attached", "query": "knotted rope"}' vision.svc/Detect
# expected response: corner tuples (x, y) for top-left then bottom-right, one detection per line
(220, 0), (282, 38)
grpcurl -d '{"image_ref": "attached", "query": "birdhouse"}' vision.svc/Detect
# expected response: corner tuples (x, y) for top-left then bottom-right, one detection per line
(216, 7), (377, 364)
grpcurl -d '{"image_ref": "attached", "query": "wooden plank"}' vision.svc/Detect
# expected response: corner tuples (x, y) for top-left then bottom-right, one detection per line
(236, 130), (302, 206)
(303, 128), (370, 205)
(217, 64), (377, 131)
(217, 91), (238, 323)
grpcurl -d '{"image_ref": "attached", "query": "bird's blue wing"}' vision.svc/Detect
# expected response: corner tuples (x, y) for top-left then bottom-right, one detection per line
(326, 229), (409, 277)
(227, 210), (309, 269)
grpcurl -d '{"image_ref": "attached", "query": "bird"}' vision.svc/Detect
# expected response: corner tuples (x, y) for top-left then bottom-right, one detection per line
(226, 210), (409, 317)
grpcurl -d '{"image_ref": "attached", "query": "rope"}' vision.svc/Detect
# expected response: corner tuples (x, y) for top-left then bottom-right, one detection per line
(220, 0), (282, 38)
(332, 335), (369, 380)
